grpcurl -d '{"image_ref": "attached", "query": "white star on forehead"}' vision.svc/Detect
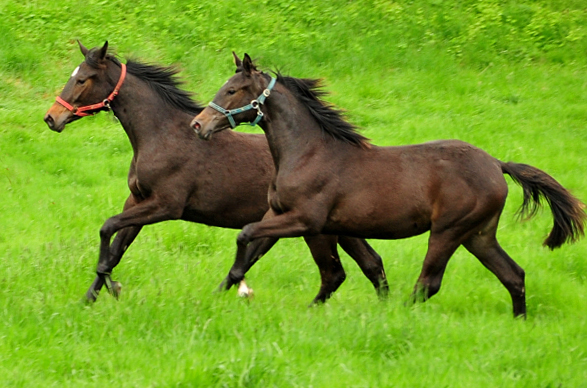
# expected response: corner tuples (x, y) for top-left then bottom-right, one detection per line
(71, 66), (80, 77)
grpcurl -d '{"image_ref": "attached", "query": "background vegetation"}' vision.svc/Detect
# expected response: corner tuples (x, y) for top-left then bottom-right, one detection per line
(1, 0), (586, 386)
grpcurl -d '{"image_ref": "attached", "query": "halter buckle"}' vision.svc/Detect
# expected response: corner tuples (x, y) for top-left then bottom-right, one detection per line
(103, 99), (111, 109)
(263, 89), (271, 98)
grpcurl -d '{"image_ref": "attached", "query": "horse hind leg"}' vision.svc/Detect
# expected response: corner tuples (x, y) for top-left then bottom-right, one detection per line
(463, 231), (526, 318)
(337, 236), (389, 299)
(410, 230), (463, 305)
(85, 225), (142, 302)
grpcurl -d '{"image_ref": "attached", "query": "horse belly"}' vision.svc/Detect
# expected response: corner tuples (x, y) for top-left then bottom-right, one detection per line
(325, 201), (431, 240)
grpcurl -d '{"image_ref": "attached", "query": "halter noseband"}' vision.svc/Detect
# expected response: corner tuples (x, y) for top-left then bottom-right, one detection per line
(208, 77), (276, 128)
(55, 63), (127, 117)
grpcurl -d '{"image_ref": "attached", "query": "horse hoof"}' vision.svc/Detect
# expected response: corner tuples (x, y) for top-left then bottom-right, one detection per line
(110, 281), (122, 299)
(84, 289), (99, 304)
(237, 281), (254, 298)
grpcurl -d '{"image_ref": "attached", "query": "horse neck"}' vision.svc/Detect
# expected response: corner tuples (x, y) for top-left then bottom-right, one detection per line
(109, 71), (191, 153)
(260, 89), (334, 169)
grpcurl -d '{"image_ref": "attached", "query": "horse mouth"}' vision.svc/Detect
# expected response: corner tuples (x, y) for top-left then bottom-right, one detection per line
(193, 123), (230, 141)
(45, 112), (80, 133)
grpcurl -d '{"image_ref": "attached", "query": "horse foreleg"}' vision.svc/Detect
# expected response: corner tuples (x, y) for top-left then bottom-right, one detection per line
(220, 208), (293, 294)
(237, 209), (319, 245)
(338, 236), (389, 299)
(218, 236), (278, 292)
(85, 225), (142, 302)
(93, 197), (182, 301)
(303, 235), (346, 304)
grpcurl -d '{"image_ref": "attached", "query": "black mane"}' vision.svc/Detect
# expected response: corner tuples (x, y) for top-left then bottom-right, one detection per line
(275, 72), (369, 147)
(87, 49), (203, 115)
(124, 59), (203, 115)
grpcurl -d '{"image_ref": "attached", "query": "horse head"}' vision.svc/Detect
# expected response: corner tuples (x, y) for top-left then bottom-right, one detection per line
(44, 41), (125, 132)
(191, 53), (274, 140)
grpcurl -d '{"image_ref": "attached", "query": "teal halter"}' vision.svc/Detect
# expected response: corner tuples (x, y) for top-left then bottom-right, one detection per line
(208, 77), (276, 128)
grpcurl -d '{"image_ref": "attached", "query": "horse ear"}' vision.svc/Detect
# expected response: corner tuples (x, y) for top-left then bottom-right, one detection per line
(78, 40), (89, 57)
(98, 41), (109, 60)
(232, 51), (242, 68)
(243, 53), (254, 75)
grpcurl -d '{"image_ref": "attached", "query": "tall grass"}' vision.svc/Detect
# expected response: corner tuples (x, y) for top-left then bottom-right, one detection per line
(1, 0), (587, 386)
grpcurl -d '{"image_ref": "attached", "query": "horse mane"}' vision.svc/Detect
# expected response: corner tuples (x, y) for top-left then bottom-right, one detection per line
(85, 47), (203, 115)
(275, 72), (370, 147)
(123, 59), (203, 115)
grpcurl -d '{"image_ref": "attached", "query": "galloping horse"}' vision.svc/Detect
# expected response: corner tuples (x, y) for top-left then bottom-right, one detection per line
(191, 53), (586, 317)
(43, 42), (389, 303)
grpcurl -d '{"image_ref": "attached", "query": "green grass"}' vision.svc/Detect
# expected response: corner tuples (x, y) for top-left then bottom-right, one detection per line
(2, 0), (587, 386)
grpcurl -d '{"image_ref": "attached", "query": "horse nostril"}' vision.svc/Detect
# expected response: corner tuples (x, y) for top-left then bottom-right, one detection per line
(193, 121), (201, 131)
(44, 114), (55, 128)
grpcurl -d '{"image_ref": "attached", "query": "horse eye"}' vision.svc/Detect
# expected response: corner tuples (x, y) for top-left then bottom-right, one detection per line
(227, 89), (236, 95)
(77, 79), (86, 85)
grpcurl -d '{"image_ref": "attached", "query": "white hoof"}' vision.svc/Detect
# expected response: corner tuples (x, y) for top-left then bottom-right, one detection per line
(111, 281), (123, 299)
(237, 280), (254, 298)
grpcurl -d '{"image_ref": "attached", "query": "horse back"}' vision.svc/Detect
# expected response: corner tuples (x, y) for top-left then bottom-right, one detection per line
(324, 139), (508, 239)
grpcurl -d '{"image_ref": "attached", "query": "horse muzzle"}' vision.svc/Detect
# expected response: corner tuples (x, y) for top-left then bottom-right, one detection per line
(191, 111), (227, 141)
(191, 119), (211, 140)
(44, 104), (74, 133)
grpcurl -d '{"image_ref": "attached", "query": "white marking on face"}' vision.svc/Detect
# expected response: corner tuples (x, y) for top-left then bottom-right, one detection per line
(71, 66), (80, 78)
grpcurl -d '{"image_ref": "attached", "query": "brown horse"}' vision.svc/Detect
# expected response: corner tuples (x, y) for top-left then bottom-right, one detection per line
(43, 42), (389, 303)
(191, 53), (586, 318)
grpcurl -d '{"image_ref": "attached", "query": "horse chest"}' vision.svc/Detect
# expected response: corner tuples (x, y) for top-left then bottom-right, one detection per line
(128, 159), (159, 199)
(128, 174), (148, 199)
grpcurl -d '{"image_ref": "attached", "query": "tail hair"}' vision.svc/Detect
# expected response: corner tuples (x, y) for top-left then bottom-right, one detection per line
(501, 161), (586, 249)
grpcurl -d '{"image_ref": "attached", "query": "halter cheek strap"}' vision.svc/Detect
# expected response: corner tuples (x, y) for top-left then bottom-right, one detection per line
(209, 77), (276, 128)
(55, 63), (127, 117)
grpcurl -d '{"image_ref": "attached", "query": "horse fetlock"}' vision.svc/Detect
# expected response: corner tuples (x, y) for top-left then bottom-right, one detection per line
(96, 263), (112, 274)
(376, 280), (390, 299)
(228, 270), (245, 284)
(85, 288), (100, 303)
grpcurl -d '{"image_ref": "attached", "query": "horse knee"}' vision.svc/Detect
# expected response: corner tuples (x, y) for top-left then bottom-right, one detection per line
(99, 222), (114, 241)
(237, 227), (252, 246)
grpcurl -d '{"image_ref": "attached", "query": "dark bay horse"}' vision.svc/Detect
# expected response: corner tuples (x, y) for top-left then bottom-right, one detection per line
(191, 53), (586, 317)
(43, 42), (389, 303)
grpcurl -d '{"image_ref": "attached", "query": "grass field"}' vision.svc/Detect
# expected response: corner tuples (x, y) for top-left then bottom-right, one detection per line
(1, 0), (587, 386)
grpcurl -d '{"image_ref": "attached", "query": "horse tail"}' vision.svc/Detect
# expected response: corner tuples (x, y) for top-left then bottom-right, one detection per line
(500, 161), (586, 249)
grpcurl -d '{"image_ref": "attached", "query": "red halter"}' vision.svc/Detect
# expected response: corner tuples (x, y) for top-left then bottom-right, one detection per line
(55, 63), (127, 117)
